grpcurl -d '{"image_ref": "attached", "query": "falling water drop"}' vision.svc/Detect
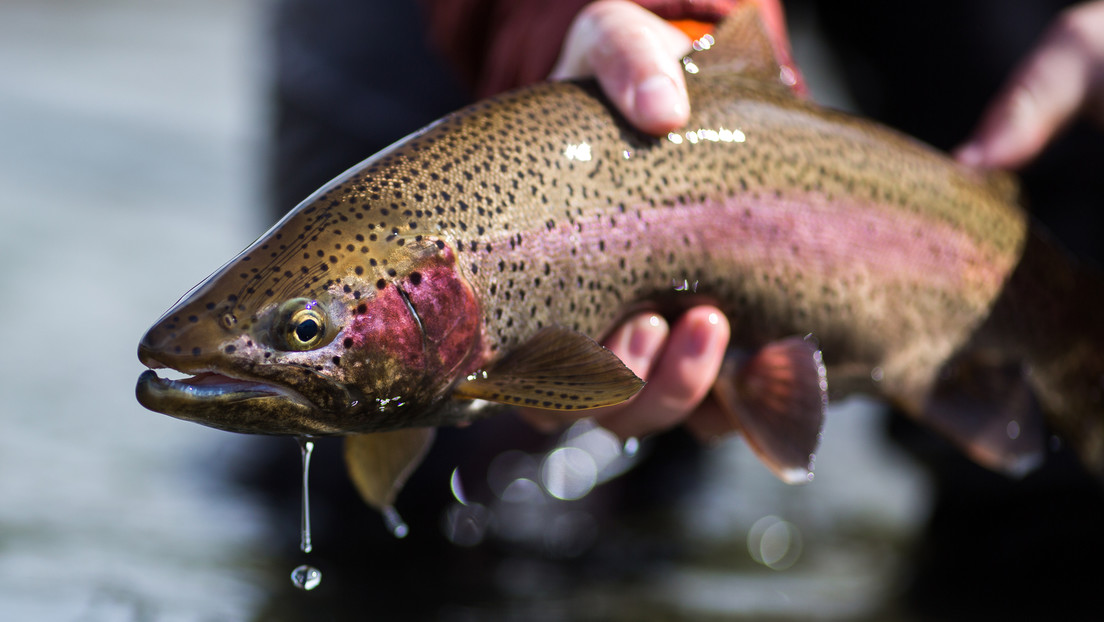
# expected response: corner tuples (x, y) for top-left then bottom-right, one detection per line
(296, 436), (314, 554)
(290, 564), (322, 591)
(382, 505), (409, 539)
(289, 437), (322, 591)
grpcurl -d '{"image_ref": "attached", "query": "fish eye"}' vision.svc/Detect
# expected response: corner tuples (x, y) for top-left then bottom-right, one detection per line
(275, 299), (328, 351)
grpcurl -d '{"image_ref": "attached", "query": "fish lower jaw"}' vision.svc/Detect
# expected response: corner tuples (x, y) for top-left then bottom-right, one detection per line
(140, 368), (304, 401)
(135, 368), (328, 435)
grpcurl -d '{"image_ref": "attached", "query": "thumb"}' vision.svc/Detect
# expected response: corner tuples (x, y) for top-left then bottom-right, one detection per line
(955, 3), (1104, 169)
(550, 0), (691, 135)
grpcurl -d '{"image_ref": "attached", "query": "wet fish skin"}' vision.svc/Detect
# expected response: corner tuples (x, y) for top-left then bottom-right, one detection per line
(136, 8), (1104, 488)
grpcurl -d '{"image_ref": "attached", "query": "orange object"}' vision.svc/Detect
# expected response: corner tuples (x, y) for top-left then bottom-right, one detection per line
(667, 19), (716, 42)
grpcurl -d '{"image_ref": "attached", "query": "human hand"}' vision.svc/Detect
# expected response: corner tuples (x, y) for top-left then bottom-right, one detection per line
(955, 1), (1104, 169)
(518, 2), (733, 442)
(548, 0), (693, 135)
(519, 307), (731, 441)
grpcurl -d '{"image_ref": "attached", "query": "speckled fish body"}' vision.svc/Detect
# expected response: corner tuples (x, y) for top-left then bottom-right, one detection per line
(137, 9), (1104, 495)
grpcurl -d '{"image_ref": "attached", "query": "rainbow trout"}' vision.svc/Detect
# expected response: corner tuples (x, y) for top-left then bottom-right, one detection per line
(137, 7), (1104, 510)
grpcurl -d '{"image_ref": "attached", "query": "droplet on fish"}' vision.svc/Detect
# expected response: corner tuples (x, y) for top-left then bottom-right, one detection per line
(623, 437), (640, 456)
(290, 564), (322, 591)
(382, 505), (409, 539)
(296, 436), (315, 553)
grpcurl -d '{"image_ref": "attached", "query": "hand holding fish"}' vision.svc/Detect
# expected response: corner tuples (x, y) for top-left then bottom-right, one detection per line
(548, 0), (693, 135)
(956, 0), (1104, 169)
(525, 0), (743, 441)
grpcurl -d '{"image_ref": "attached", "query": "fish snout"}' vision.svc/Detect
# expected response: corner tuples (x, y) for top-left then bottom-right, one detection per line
(137, 331), (168, 369)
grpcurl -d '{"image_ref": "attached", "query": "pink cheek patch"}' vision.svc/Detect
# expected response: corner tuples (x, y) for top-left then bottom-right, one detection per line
(346, 287), (426, 369)
(404, 263), (481, 377)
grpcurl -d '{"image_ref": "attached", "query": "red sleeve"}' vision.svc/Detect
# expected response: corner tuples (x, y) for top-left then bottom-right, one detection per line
(419, 0), (789, 97)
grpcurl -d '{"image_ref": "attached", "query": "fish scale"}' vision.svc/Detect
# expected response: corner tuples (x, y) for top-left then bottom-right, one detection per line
(137, 6), (1104, 511)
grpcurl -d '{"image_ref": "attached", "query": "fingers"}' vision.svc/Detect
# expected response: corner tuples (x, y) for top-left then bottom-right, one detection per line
(955, 2), (1104, 169)
(517, 307), (732, 442)
(549, 0), (692, 135)
(594, 306), (730, 440)
(515, 313), (668, 433)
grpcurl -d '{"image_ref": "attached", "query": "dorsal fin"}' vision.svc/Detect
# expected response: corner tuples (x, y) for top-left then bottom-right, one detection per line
(685, 2), (806, 95)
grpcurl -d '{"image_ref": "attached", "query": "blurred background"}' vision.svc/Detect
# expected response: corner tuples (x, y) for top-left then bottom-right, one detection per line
(2, 0), (1102, 620)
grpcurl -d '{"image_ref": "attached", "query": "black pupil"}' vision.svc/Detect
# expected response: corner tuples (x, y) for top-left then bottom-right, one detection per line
(295, 318), (320, 342)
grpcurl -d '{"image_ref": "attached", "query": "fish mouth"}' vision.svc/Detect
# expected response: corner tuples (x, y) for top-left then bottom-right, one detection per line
(136, 367), (342, 436)
(137, 369), (303, 402)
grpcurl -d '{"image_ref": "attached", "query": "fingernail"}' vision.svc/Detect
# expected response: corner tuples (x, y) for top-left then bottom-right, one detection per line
(682, 313), (722, 357)
(634, 74), (687, 128)
(623, 314), (667, 364)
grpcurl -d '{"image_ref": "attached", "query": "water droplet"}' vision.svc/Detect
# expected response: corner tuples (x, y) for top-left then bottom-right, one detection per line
(541, 447), (598, 500)
(501, 477), (543, 504)
(296, 437), (314, 554)
(623, 437), (640, 456)
(290, 564), (322, 591)
(779, 65), (798, 87)
(487, 450), (539, 498)
(449, 467), (468, 505)
(382, 505), (409, 539)
(747, 515), (803, 570)
(779, 466), (813, 485)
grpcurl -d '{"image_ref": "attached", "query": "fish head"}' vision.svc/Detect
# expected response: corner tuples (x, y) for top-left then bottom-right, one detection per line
(137, 186), (482, 436)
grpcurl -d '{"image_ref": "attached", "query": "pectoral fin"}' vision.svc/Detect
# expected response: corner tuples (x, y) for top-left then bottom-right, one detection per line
(344, 427), (435, 510)
(453, 325), (645, 411)
(712, 336), (827, 483)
